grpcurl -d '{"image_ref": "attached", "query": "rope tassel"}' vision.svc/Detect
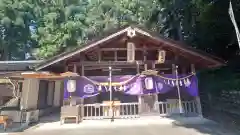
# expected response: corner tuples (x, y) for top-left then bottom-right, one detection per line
(98, 85), (102, 91)
(171, 80), (175, 86)
(179, 80), (183, 86)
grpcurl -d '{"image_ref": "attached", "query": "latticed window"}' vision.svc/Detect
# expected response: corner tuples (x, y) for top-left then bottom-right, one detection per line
(127, 42), (135, 62)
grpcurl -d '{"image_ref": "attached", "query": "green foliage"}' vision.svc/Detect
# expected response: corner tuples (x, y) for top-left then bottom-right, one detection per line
(0, 0), (35, 60)
(32, 0), (159, 59)
(0, 0), (239, 62)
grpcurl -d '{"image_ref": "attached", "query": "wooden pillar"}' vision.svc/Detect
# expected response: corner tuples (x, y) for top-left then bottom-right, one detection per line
(114, 51), (118, 61)
(136, 61), (140, 74)
(72, 64), (78, 107)
(64, 60), (68, 72)
(172, 64), (175, 75)
(65, 65), (68, 72)
(136, 62), (142, 114)
(98, 50), (101, 62)
(191, 64), (196, 74)
(191, 64), (202, 117)
(143, 46), (147, 70)
(152, 62), (156, 69)
(73, 64), (77, 73)
(81, 65), (85, 76)
(152, 62), (159, 113)
(80, 65), (85, 121)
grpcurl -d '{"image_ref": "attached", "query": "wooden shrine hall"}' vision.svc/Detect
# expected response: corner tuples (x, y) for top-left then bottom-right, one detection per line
(1, 25), (225, 124)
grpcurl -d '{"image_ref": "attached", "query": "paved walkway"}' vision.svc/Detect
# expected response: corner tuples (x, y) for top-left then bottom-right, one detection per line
(11, 116), (238, 135)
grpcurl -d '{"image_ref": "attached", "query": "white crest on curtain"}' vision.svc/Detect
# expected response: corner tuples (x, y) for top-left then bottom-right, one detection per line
(67, 80), (76, 92)
(144, 77), (154, 90)
(83, 84), (94, 93)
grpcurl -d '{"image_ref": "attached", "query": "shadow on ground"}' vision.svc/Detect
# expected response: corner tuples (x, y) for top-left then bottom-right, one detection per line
(169, 115), (240, 135)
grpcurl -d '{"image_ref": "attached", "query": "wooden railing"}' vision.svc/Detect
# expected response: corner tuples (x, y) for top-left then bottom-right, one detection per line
(82, 100), (198, 120)
(156, 100), (198, 116)
(83, 102), (139, 120)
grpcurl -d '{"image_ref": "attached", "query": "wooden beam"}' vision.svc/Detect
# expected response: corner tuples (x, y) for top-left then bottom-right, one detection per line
(83, 65), (143, 71)
(69, 60), (181, 67)
(104, 56), (126, 60)
(100, 47), (160, 51)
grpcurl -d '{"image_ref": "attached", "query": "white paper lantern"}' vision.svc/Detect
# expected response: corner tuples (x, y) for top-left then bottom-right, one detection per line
(157, 50), (166, 63)
(127, 42), (135, 62)
(144, 77), (154, 90)
(67, 80), (76, 93)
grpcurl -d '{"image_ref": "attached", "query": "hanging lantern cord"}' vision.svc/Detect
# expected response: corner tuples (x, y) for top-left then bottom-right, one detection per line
(175, 65), (183, 114)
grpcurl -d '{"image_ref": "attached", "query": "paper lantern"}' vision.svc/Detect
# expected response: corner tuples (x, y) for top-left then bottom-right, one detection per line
(67, 80), (76, 93)
(127, 42), (135, 62)
(144, 77), (154, 90)
(157, 50), (166, 63)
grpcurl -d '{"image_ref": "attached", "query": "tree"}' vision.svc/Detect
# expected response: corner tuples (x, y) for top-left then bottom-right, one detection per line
(0, 0), (238, 61)
(33, 0), (158, 59)
(31, 0), (90, 59)
(0, 0), (36, 60)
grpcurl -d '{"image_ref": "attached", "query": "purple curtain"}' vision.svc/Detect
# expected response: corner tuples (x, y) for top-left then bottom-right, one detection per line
(64, 74), (199, 99)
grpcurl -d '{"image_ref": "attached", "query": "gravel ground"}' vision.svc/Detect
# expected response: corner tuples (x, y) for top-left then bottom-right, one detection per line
(12, 116), (240, 135)
(15, 124), (239, 135)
